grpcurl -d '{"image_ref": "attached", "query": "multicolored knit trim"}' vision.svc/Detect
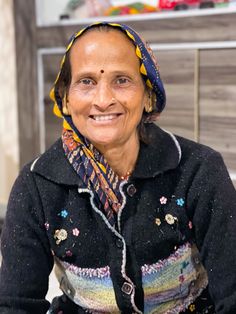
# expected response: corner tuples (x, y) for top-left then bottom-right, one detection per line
(63, 263), (110, 279)
(54, 257), (119, 312)
(54, 243), (208, 313)
(142, 243), (208, 314)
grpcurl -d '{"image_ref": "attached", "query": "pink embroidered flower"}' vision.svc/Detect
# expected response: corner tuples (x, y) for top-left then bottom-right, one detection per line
(66, 250), (72, 257)
(179, 274), (185, 283)
(72, 228), (80, 236)
(160, 196), (167, 204)
(188, 221), (193, 229)
(44, 222), (49, 230)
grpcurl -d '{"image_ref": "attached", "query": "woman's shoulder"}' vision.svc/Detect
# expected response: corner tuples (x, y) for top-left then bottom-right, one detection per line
(19, 138), (78, 186)
(175, 134), (221, 160)
(147, 123), (222, 164)
(174, 133), (230, 183)
(175, 135), (219, 157)
(27, 138), (63, 171)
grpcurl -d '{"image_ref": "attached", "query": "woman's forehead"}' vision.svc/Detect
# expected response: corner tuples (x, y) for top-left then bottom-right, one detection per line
(69, 29), (139, 69)
(70, 28), (135, 54)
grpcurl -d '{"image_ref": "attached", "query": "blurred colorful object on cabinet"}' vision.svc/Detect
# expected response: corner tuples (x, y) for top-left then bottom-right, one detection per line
(104, 2), (158, 15)
(62, 0), (229, 19)
(64, 0), (112, 18)
(159, 0), (229, 10)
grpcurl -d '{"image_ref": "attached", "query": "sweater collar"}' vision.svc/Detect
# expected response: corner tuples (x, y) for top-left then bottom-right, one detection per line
(31, 124), (181, 185)
(132, 124), (181, 179)
(31, 139), (82, 186)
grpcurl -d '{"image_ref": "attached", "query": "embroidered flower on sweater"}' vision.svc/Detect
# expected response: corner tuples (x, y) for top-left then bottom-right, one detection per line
(54, 229), (68, 245)
(179, 274), (185, 283)
(188, 221), (193, 229)
(44, 222), (49, 230)
(66, 250), (73, 257)
(155, 218), (161, 226)
(72, 228), (80, 236)
(176, 198), (185, 206)
(165, 214), (178, 225)
(58, 209), (68, 218)
(189, 303), (196, 311)
(160, 196), (167, 204)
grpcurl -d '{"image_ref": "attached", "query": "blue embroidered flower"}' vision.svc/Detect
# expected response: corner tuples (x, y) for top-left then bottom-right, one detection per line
(176, 198), (185, 207)
(58, 209), (68, 218)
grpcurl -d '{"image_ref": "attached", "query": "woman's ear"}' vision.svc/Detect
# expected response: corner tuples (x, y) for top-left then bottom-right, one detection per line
(144, 88), (153, 113)
(62, 93), (70, 115)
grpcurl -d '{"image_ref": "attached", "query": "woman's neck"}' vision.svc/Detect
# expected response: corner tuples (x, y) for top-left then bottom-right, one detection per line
(95, 134), (140, 179)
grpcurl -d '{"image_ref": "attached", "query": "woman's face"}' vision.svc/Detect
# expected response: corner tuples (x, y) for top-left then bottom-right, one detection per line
(67, 29), (148, 150)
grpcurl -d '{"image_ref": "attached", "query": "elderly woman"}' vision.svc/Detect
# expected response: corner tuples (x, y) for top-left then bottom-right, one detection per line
(0, 22), (236, 314)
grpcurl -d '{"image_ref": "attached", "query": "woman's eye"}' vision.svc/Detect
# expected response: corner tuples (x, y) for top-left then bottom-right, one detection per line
(80, 78), (94, 85)
(116, 77), (129, 84)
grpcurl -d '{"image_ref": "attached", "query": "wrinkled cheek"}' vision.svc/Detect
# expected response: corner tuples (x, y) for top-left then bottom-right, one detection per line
(69, 112), (84, 129)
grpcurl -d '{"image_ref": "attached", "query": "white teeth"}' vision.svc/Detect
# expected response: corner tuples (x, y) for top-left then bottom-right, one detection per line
(93, 114), (117, 121)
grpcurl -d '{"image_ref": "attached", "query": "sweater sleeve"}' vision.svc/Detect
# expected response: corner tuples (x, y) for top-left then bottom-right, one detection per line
(0, 166), (54, 314)
(187, 150), (236, 314)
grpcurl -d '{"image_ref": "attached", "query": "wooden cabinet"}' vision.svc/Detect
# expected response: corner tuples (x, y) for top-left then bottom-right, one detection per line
(156, 50), (196, 141)
(199, 49), (236, 172)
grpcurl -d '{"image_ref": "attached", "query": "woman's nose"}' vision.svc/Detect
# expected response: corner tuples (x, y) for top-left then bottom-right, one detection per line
(92, 83), (114, 110)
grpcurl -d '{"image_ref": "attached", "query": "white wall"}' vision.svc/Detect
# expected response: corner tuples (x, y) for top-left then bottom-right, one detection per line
(0, 0), (19, 216)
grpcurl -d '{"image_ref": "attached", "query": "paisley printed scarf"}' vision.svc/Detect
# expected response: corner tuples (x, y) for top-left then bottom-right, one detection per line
(62, 128), (123, 226)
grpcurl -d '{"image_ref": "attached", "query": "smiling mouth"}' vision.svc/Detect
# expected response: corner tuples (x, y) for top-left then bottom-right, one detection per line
(90, 114), (121, 121)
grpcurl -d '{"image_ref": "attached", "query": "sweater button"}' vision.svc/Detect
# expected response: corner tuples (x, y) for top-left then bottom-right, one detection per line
(121, 282), (133, 295)
(115, 238), (123, 249)
(127, 184), (136, 197)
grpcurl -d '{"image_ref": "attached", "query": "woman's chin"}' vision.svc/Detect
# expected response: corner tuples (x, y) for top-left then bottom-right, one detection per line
(91, 138), (118, 149)
(89, 134), (122, 150)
